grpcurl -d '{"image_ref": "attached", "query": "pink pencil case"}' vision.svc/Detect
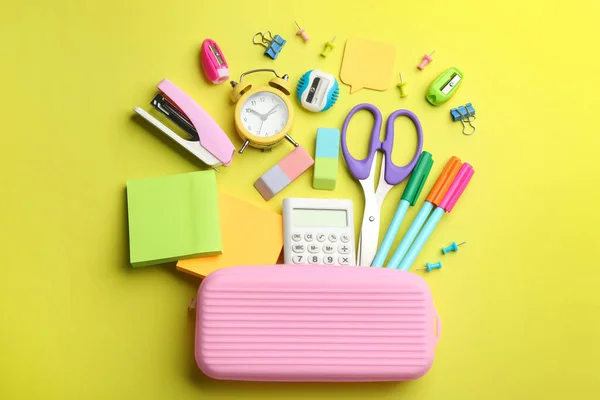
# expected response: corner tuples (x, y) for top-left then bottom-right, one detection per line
(194, 265), (441, 382)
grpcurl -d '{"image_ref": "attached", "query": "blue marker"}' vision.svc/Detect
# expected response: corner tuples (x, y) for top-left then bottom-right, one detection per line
(371, 152), (433, 267)
(387, 156), (462, 269)
(397, 207), (446, 271)
(398, 163), (474, 271)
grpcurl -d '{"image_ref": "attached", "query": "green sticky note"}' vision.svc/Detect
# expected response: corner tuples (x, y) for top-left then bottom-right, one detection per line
(126, 171), (222, 267)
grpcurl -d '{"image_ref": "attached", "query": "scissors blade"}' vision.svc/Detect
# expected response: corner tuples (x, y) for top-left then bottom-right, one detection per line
(356, 233), (362, 265)
(357, 180), (382, 266)
(357, 156), (395, 266)
(374, 158), (394, 208)
(358, 212), (381, 266)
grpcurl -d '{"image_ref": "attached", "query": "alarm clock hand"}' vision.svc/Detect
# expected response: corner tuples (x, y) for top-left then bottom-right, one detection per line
(265, 104), (280, 117)
(248, 108), (267, 120)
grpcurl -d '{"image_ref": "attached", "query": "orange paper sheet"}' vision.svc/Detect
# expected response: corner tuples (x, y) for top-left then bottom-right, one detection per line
(176, 191), (283, 278)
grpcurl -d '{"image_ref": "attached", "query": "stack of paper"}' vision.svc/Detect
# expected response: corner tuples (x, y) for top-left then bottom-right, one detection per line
(177, 191), (283, 278)
(126, 171), (222, 267)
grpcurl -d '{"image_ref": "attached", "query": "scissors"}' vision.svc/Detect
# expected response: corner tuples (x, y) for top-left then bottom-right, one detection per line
(341, 103), (424, 266)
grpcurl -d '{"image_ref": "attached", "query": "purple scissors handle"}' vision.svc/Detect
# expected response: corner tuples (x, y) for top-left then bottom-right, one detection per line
(341, 103), (424, 185)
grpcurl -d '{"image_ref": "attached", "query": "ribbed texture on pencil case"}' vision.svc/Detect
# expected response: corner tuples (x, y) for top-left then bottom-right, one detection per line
(195, 265), (440, 382)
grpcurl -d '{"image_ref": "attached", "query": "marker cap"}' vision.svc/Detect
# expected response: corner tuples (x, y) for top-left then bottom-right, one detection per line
(401, 151), (434, 205)
(439, 163), (474, 212)
(425, 156), (462, 206)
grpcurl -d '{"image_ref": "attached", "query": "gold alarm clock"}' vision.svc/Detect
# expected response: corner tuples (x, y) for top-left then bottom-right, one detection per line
(230, 69), (298, 153)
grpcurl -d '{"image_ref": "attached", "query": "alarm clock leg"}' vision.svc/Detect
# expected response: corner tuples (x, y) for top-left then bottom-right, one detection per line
(285, 135), (299, 147)
(239, 140), (250, 154)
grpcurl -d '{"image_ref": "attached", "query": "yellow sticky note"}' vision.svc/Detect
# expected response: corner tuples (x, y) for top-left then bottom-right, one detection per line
(176, 191), (283, 278)
(340, 38), (396, 93)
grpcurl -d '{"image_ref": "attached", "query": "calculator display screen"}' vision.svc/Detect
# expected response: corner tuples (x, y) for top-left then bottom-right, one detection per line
(293, 209), (347, 227)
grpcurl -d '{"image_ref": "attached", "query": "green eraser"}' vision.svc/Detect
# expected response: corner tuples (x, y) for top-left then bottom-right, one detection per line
(313, 157), (338, 190)
(126, 171), (222, 267)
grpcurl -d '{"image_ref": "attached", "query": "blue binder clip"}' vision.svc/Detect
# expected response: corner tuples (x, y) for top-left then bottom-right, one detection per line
(450, 102), (476, 135)
(253, 31), (287, 60)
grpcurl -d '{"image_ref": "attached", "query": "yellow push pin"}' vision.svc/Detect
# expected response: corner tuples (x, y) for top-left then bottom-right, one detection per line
(397, 73), (407, 98)
(320, 36), (336, 57)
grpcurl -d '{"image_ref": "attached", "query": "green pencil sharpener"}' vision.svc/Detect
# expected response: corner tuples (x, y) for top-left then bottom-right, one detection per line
(425, 67), (463, 106)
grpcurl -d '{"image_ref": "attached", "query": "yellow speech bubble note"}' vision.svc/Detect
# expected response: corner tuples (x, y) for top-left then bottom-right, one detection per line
(340, 38), (396, 94)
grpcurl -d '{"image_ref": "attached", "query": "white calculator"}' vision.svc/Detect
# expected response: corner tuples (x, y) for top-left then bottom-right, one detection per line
(282, 198), (356, 266)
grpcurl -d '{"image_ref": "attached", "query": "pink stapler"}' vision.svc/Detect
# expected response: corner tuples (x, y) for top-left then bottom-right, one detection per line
(200, 39), (229, 84)
(133, 79), (235, 168)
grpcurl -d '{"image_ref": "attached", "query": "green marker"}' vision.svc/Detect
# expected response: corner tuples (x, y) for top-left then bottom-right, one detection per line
(371, 151), (434, 267)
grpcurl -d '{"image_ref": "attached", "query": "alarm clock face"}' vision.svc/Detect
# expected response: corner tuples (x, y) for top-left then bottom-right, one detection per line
(240, 91), (289, 138)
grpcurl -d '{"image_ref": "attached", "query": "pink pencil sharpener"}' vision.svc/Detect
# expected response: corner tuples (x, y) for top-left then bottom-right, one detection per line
(200, 39), (229, 84)
(194, 265), (441, 382)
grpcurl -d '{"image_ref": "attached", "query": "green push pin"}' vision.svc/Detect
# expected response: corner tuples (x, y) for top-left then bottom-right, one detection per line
(320, 36), (336, 57)
(442, 241), (467, 255)
(417, 261), (442, 272)
(397, 73), (407, 98)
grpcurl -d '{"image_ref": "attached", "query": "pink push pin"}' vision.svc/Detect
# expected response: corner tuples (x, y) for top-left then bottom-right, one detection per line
(418, 50), (436, 70)
(295, 21), (310, 43)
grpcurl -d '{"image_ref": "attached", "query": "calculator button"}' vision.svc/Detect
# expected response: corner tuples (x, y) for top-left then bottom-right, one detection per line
(292, 255), (305, 264)
(340, 234), (350, 243)
(304, 233), (314, 242)
(323, 255), (335, 265)
(338, 245), (350, 255)
(316, 233), (326, 242)
(308, 244), (320, 254)
(292, 233), (302, 242)
(308, 255), (321, 264)
(292, 244), (305, 253)
(328, 233), (338, 243)
(323, 244), (335, 254)
(339, 256), (350, 265)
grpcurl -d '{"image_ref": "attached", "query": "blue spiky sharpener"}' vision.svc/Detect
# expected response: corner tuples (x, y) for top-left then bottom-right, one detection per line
(296, 69), (339, 112)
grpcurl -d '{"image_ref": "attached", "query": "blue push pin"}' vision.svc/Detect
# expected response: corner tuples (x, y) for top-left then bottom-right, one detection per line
(442, 241), (467, 255)
(417, 261), (442, 272)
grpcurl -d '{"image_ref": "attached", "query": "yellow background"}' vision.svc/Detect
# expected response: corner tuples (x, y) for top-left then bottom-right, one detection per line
(1, 0), (600, 398)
